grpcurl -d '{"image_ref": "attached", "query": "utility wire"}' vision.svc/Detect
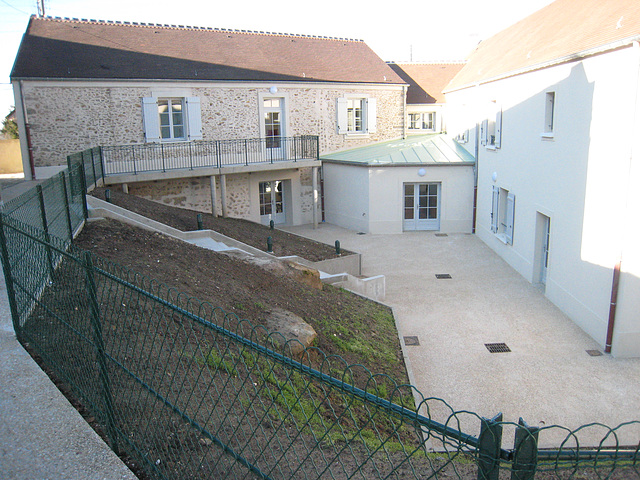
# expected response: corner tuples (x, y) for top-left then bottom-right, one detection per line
(0, 0), (31, 15)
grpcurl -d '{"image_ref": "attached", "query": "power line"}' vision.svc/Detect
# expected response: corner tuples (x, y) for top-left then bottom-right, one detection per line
(0, 0), (31, 15)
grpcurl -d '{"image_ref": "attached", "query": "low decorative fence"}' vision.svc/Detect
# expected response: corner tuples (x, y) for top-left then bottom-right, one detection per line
(0, 148), (638, 480)
(101, 136), (319, 176)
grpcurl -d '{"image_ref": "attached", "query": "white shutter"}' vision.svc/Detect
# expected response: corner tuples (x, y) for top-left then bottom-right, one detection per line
(337, 98), (348, 134)
(495, 110), (503, 149)
(481, 119), (488, 146)
(186, 97), (203, 140)
(505, 192), (515, 244)
(491, 186), (499, 233)
(142, 97), (160, 143)
(366, 97), (377, 133)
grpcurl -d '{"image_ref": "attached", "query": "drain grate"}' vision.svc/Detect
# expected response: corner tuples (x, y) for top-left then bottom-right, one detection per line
(403, 336), (420, 346)
(586, 349), (603, 357)
(435, 274), (452, 279)
(435, 233), (448, 237)
(485, 343), (511, 353)
(357, 232), (366, 235)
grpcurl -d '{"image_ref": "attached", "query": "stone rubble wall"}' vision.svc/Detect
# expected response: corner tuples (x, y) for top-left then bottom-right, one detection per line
(19, 81), (405, 167)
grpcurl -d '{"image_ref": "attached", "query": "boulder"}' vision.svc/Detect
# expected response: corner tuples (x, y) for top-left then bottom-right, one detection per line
(265, 308), (317, 356)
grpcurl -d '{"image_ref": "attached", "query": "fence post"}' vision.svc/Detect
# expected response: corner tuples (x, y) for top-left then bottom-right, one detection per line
(98, 146), (105, 185)
(79, 162), (89, 220)
(0, 215), (23, 341)
(245, 139), (249, 166)
(60, 171), (74, 241)
(161, 143), (166, 172)
(477, 413), (503, 480)
(83, 251), (119, 452)
(89, 149), (97, 188)
(36, 185), (55, 278)
(189, 141), (194, 170)
(511, 418), (539, 480)
(216, 140), (221, 168)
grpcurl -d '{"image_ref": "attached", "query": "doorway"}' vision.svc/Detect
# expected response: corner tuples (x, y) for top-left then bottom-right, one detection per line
(259, 180), (286, 225)
(263, 97), (285, 160)
(403, 183), (440, 231)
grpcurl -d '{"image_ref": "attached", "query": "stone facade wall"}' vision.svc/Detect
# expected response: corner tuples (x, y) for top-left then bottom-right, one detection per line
(19, 81), (405, 167)
(127, 172), (252, 220)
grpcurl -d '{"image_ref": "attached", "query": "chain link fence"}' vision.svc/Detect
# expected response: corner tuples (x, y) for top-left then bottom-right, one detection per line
(0, 148), (638, 479)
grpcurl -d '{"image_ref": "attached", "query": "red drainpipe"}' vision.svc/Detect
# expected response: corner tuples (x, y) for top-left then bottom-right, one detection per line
(605, 259), (622, 354)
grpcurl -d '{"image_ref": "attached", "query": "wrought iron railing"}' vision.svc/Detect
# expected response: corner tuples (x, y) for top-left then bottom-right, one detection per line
(101, 136), (319, 176)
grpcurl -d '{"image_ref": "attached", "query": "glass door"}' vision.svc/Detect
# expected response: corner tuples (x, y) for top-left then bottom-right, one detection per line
(263, 98), (285, 160)
(403, 183), (440, 231)
(259, 181), (285, 225)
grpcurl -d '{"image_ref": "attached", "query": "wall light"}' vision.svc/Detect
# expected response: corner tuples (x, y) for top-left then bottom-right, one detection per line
(269, 86), (278, 94)
(418, 168), (426, 177)
(492, 171), (498, 182)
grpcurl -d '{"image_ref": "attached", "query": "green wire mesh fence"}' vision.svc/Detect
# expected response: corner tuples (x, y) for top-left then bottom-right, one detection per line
(0, 149), (639, 480)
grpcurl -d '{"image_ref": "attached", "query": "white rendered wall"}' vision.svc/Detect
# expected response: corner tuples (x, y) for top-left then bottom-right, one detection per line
(322, 163), (370, 233)
(446, 46), (640, 356)
(323, 162), (474, 234)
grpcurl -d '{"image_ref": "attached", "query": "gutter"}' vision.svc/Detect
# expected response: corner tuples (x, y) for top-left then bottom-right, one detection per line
(444, 35), (640, 94)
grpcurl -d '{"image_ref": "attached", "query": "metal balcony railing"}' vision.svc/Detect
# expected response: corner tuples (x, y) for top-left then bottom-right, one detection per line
(101, 135), (319, 176)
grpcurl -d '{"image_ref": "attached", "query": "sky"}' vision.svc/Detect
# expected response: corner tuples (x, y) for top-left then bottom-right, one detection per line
(0, 0), (556, 118)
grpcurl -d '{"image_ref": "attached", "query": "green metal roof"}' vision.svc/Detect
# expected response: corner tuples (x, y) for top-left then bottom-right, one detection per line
(321, 134), (475, 166)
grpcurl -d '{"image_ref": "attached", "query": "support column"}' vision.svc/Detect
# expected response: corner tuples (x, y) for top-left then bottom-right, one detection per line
(312, 166), (318, 229)
(122, 183), (129, 194)
(220, 174), (228, 218)
(209, 175), (218, 217)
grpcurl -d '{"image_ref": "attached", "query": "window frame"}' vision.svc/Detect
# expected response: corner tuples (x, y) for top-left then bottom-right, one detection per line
(542, 91), (556, 138)
(142, 95), (202, 143)
(408, 112), (436, 132)
(491, 186), (515, 244)
(337, 96), (377, 136)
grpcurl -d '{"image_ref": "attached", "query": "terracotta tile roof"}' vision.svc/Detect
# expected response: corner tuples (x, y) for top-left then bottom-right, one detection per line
(387, 62), (464, 104)
(11, 16), (405, 85)
(447, 0), (640, 91)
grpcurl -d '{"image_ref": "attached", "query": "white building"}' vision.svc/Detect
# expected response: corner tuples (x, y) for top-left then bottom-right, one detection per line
(445, 0), (640, 357)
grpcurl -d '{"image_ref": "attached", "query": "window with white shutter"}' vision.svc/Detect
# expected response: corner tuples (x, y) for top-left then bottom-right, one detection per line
(337, 96), (376, 135)
(505, 192), (515, 244)
(142, 96), (202, 143)
(494, 110), (502, 149)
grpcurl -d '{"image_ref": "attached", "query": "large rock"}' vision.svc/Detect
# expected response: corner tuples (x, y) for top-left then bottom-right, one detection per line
(265, 308), (317, 356)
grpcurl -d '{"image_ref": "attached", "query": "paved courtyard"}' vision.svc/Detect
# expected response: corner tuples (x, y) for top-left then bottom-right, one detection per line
(283, 223), (640, 448)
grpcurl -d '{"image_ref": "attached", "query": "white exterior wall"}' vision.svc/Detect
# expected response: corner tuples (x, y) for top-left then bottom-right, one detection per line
(323, 162), (474, 234)
(446, 45), (640, 357)
(322, 163), (370, 232)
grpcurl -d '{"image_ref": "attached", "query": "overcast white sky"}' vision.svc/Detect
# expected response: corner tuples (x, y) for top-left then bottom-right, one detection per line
(0, 0), (556, 117)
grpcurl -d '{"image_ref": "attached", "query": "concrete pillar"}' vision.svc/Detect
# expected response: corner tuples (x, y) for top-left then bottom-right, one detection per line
(220, 174), (228, 218)
(312, 166), (318, 229)
(209, 176), (217, 217)
(122, 183), (129, 194)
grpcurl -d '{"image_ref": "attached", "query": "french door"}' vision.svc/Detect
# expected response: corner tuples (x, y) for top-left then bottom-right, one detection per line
(403, 183), (440, 231)
(259, 181), (285, 225)
(263, 98), (285, 160)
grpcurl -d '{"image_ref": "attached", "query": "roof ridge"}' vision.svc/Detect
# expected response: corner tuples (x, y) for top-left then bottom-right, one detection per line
(35, 15), (364, 43)
(388, 61), (467, 65)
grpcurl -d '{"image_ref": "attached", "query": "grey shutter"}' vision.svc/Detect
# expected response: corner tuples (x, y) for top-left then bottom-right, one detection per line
(186, 97), (203, 140)
(366, 97), (377, 133)
(337, 98), (348, 134)
(142, 97), (160, 143)
(491, 186), (499, 233)
(481, 119), (488, 146)
(505, 192), (515, 244)
(495, 110), (503, 148)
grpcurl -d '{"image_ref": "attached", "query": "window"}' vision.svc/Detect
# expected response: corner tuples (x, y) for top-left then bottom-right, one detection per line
(491, 186), (515, 244)
(544, 92), (555, 135)
(409, 112), (436, 131)
(482, 110), (502, 149)
(263, 98), (283, 148)
(337, 97), (377, 135)
(158, 98), (184, 140)
(142, 96), (202, 143)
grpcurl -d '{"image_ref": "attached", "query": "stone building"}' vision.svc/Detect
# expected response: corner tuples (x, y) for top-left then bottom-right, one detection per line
(11, 16), (407, 225)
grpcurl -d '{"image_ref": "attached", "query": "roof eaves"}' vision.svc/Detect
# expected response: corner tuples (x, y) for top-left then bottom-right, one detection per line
(444, 34), (640, 94)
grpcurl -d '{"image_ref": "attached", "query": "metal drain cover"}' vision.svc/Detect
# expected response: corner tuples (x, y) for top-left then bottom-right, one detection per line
(586, 349), (603, 357)
(403, 336), (420, 346)
(435, 233), (448, 237)
(485, 343), (511, 353)
(435, 274), (452, 279)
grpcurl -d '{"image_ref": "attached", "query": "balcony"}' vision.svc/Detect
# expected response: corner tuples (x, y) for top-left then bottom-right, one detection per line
(100, 135), (320, 182)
